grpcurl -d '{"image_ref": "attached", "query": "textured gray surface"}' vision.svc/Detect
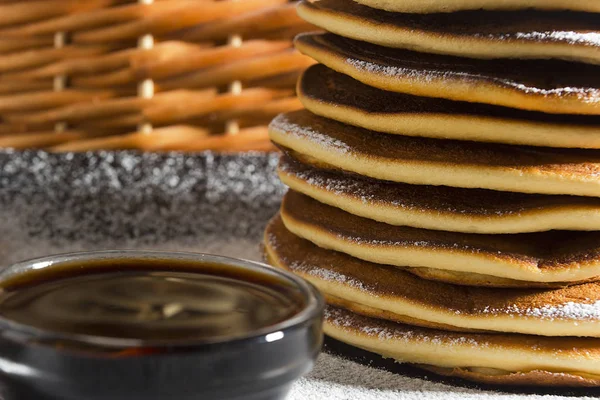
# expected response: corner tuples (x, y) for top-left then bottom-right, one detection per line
(1, 150), (598, 399)
(0, 150), (284, 266)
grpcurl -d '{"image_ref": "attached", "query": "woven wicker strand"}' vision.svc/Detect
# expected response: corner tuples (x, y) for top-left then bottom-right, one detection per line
(0, 0), (314, 152)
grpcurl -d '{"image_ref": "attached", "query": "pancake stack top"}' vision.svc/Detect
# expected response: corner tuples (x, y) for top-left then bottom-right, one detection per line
(263, 0), (600, 387)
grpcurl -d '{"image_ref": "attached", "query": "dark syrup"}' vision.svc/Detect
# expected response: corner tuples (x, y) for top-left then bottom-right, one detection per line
(0, 259), (306, 342)
(0, 258), (322, 400)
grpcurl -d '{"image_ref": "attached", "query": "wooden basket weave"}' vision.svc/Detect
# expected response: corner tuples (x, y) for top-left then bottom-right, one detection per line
(0, 0), (315, 152)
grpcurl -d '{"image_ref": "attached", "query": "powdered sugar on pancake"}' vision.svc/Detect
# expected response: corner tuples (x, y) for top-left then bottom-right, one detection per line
(497, 31), (600, 46)
(279, 161), (378, 206)
(482, 300), (600, 321)
(346, 58), (437, 82)
(304, 266), (372, 293)
(325, 306), (483, 347)
(345, 57), (600, 99)
(266, 229), (375, 294)
(271, 113), (351, 154)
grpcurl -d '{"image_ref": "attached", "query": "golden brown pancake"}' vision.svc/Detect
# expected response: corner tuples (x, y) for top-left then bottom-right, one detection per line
(278, 154), (600, 234)
(324, 305), (600, 387)
(269, 111), (600, 197)
(353, 0), (600, 13)
(268, 204), (579, 289)
(265, 215), (600, 337)
(299, 64), (600, 149)
(297, 0), (600, 65)
(280, 190), (600, 285)
(322, 293), (473, 333)
(401, 267), (586, 289)
(294, 33), (600, 115)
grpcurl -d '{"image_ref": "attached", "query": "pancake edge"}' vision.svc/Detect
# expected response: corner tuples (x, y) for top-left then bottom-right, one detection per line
(266, 216), (600, 337)
(297, 1), (600, 65)
(353, 0), (600, 13)
(324, 306), (600, 386)
(269, 127), (600, 198)
(294, 33), (600, 115)
(279, 192), (600, 283)
(298, 74), (600, 149)
(279, 163), (600, 234)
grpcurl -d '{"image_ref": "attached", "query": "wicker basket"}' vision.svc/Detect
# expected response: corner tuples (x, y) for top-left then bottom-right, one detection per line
(0, 0), (315, 152)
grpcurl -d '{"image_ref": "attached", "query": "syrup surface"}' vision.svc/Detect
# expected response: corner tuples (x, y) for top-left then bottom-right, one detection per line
(0, 260), (304, 341)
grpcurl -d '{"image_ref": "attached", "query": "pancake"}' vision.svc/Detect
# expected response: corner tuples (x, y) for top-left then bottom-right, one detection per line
(401, 267), (580, 289)
(269, 201), (579, 288)
(265, 215), (600, 337)
(294, 33), (600, 115)
(298, 64), (600, 149)
(269, 111), (600, 197)
(297, 0), (600, 65)
(278, 155), (600, 234)
(353, 0), (600, 13)
(324, 305), (600, 387)
(280, 190), (600, 285)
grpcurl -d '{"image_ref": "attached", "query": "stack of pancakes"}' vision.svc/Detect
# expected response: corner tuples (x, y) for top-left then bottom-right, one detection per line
(263, 0), (600, 386)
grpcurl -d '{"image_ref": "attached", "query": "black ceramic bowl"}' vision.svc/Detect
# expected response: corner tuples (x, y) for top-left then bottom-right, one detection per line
(0, 251), (324, 400)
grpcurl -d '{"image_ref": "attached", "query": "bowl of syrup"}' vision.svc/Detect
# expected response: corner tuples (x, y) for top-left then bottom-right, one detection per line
(0, 251), (324, 400)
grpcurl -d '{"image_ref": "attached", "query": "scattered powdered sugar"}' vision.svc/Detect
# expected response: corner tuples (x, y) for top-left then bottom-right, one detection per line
(347, 58), (407, 77)
(341, 235), (434, 249)
(280, 163), (378, 205)
(284, 165), (355, 194)
(294, 261), (374, 294)
(503, 83), (600, 100)
(346, 58), (437, 82)
(265, 230), (282, 252)
(360, 324), (397, 341)
(325, 307), (394, 341)
(325, 307), (483, 348)
(272, 114), (351, 154)
(483, 301), (600, 321)
(280, 159), (526, 216)
(487, 31), (600, 46)
(301, 173), (361, 198)
(346, 57), (600, 99)
(267, 228), (376, 294)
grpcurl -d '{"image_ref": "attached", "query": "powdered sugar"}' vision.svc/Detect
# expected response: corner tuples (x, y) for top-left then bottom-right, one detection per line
(326, 306), (394, 341)
(347, 58), (435, 82)
(325, 307), (482, 348)
(345, 57), (600, 99)
(279, 161), (378, 205)
(279, 158), (537, 216)
(490, 31), (600, 46)
(338, 234), (435, 250)
(271, 113), (351, 154)
(508, 83), (599, 100)
(483, 301), (600, 321)
(529, 301), (600, 320)
(293, 260), (374, 294)
(266, 225), (376, 293)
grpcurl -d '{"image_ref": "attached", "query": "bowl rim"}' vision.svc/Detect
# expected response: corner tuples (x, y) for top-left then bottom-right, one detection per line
(0, 250), (325, 349)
